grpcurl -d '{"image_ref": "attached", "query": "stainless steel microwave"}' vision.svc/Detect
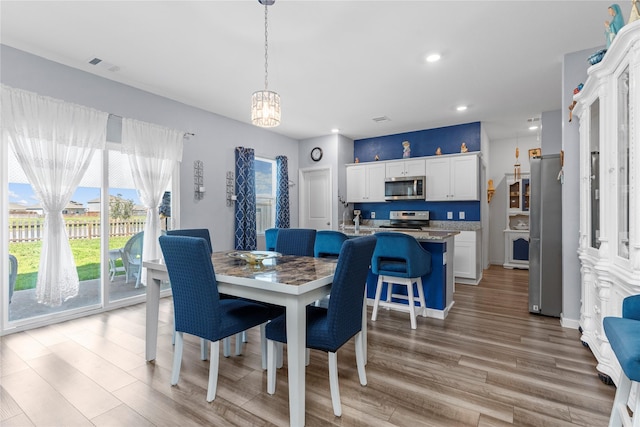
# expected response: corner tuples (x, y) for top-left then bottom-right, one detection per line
(384, 176), (425, 201)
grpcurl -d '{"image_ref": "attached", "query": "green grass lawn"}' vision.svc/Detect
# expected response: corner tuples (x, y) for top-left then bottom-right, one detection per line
(10, 236), (130, 291)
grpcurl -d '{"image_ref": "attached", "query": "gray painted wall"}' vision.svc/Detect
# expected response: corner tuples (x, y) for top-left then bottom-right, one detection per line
(1, 44), (300, 251)
(298, 134), (355, 230)
(541, 110), (562, 154)
(561, 46), (601, 327)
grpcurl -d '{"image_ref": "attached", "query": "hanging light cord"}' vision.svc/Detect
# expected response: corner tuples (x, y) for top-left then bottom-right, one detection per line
(263, 3), (269, 91)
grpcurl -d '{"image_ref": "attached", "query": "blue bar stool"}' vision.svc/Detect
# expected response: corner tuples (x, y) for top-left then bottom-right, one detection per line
(603, 294), (640, 427)
(371, 232), (432, 330)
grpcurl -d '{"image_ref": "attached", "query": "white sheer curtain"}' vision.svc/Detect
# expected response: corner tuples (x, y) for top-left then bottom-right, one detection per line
(1, 85), (108, 306)
(121, 119), (183, 285)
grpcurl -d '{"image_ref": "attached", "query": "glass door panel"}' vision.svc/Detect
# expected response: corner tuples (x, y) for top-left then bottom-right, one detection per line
(7, 149), (102, 322)
(108, 150), (147, 302)
(589, 98), (601, 249)
(617, 67), (630, 259)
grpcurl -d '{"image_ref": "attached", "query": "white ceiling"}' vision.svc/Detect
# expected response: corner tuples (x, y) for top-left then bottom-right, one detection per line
(0, 1), (620, 141)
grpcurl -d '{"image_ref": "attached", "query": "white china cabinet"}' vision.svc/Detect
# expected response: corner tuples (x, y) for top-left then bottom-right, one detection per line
(573, 22), (640, 384)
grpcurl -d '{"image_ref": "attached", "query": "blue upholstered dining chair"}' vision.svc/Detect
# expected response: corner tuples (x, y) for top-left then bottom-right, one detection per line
(275, 228), (317, 256)
(313, 230), (349, 308)
(266, 235), (377, 417)
(603, 294), (640, 427)
(370, 232), (432, 330)
(166, 228), (222, 359)
(166, 228), (212, 253)
(158, 235), (273, 402)
(314, 230), (349, 258)
(265, 228), (278, 251)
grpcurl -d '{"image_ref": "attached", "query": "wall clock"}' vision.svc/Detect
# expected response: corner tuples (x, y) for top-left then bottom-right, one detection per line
(310, 147), (323, 162)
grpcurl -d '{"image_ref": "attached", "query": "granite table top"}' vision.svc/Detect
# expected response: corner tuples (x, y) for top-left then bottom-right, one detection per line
(210, 251), (338, 287)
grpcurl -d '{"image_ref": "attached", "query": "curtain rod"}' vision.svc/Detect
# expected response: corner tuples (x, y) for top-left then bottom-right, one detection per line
(108, 113), (195, 138)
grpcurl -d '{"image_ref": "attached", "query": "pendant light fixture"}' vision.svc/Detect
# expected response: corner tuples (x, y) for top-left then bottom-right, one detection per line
(251, 0), (281, 128)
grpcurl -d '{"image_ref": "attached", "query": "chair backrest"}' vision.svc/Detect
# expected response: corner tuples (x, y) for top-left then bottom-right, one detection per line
(265, 228), (278, 251)
(623, 294), (640, 321)
(371, 232), (431, 278)
(167, 228), (212, 253)
(159, 235), (221, 340)
(275, 228), (317, 256)
(9, 254), (17, 302)
(314, 230), (349, 258)
(326, 235), (377, 348)
(123, 231), (144, 264)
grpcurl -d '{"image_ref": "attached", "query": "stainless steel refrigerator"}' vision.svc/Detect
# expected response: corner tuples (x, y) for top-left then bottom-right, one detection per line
(529, 154), (563, 316)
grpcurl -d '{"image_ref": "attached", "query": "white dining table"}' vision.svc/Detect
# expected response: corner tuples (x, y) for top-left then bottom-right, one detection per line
(143, 251), (340, 427)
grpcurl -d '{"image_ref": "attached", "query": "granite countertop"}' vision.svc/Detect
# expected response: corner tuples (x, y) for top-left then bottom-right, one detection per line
(341, 220), (479, 241)
(343, 227), (459, 241)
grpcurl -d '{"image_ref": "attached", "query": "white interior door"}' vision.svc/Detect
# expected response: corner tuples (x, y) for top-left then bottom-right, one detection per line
(299, 167), (332, 230)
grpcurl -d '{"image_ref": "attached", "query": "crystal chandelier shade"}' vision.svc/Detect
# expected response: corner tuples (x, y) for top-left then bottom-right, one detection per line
(251, 0), (281, 128)
(251, 90), (281, 128)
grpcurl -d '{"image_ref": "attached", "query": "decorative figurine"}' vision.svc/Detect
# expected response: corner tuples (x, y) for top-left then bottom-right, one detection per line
(355, 157), (359, 163)
(605, 4), (625, 48)
(374, 154), (380, 161)
(435, 147), (442, 155)
(460, 142), (468, 153)
(630, 0), (640, 23)
(402, 140), (411, 158)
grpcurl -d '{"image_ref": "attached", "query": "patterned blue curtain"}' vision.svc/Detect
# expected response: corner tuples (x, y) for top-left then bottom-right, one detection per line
(235, 147), (257, 250)
(275, 155), (290, 228)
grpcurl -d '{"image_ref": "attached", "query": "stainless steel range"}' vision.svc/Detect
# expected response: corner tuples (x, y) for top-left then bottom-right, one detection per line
(379, 210), (430, 230)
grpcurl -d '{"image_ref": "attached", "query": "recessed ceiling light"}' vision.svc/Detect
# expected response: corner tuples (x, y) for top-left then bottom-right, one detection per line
(426, 53), (441, 63)
(331, 128), (340, 133)
(529, 125), (538, 130)
(456, 105), (468, 112)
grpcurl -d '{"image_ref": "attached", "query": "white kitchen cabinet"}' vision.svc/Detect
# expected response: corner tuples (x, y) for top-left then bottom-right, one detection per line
(454, 230), (482, 285)
(425, 153), (479, 201)
(385, 159), (426, 178)
(503, 173), (530, 269)
(346, 163), (386, 202)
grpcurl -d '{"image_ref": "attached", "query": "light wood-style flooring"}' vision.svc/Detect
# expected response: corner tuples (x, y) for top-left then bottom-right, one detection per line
(1, 265), (615, 426)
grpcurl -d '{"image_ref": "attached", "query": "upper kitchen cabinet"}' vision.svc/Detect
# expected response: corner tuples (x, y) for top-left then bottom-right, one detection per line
(425, 153), (480, 201)
(385, 158), (426, 178)
(573, 22), (639, 386)
(346, 162), (386, 203)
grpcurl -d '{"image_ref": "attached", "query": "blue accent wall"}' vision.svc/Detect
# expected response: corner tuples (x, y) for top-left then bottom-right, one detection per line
(353, 122), (481, 220)
(354, 122), (480, 162)
(355, 200), (479, 221)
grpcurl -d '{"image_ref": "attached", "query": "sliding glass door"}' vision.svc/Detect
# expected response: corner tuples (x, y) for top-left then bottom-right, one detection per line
(4, 143), (176, 331)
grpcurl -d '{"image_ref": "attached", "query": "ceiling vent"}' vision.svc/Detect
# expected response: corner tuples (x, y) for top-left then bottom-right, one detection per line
(372, 116), (391, 123)
(87, 57), (120, 72)
(527, 117), (541, 123)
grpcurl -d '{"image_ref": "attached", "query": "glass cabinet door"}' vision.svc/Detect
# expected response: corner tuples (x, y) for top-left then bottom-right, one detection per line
(589, 98), (601, 249)
(617, 67), (629, 259)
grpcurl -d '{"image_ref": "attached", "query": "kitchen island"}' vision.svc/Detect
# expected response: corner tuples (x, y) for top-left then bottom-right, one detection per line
(345, 227), (458, 320)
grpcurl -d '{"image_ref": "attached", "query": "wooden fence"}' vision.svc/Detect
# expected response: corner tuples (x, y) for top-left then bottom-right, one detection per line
(9, 219), (146, 242)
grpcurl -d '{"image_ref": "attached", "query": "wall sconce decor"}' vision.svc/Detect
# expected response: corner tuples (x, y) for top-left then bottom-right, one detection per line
(194, 160), (205, 200)
(226, 171), (236, 206)
(487, 179), (495, 203)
